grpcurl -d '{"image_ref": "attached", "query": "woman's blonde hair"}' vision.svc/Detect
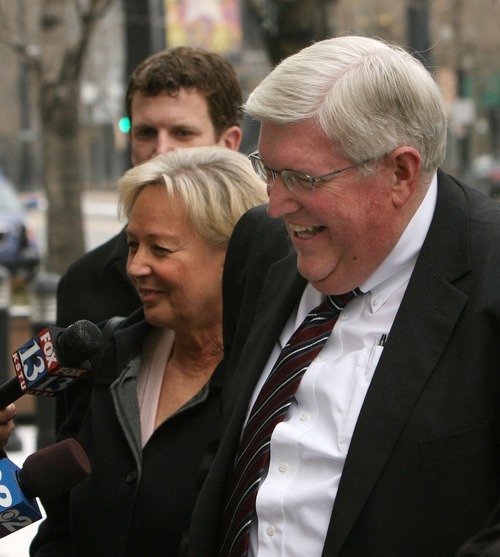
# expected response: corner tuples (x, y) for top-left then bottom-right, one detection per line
(118, 146), (268, 247)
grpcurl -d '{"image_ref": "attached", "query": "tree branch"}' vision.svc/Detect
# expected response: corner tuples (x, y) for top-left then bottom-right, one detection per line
(0, 2), (42, 73)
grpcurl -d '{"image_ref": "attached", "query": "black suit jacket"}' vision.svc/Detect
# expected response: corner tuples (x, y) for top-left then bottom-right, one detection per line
(56, 228), (140, 328)
(458, 503), (500, 556)
(186, 171), (500, 557)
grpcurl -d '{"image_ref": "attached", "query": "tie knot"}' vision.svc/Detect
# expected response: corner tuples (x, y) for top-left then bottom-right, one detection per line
(325, 288), (361, 312)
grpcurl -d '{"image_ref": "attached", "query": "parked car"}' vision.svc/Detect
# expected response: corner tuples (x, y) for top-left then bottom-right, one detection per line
(0, 170), (40, 280)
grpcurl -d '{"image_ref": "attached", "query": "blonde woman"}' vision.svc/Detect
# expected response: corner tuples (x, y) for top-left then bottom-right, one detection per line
(31, 146), (268, 557)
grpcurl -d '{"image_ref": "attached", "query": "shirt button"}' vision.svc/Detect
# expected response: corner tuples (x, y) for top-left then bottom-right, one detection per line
(300, 412), (310, 422)
(126, 471), (138, 483)
(372, 297), (380, 307)
(266, 526), (275, 537)
(279, 462), (288, 473)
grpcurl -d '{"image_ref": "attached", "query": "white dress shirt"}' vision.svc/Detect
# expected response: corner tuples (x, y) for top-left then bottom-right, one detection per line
(248, 175), (438, 556)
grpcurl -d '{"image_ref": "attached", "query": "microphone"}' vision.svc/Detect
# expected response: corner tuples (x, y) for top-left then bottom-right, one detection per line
(0, 438), (91, 537)
(0, 320), (104, 408)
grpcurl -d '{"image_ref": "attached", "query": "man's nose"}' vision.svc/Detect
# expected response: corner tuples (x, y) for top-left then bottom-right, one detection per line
(266, 178), (300, 218)
(154, 130), (176, 155)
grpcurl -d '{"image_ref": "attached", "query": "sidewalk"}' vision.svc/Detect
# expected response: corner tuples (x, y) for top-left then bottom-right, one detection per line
(0, 425), (45, 557)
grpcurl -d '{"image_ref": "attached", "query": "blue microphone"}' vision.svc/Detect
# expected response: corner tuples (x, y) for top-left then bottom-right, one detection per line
(0, 439), (91, 537)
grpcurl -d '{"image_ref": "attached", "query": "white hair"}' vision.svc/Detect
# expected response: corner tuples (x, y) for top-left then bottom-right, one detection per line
(245, 36), (448, 175)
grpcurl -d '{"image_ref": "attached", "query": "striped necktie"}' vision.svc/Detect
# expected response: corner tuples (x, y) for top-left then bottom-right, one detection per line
(219, 289), (360, 557)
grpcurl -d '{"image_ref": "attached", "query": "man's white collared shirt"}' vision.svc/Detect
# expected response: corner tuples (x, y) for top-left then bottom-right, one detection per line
(247, 176), (438, 556)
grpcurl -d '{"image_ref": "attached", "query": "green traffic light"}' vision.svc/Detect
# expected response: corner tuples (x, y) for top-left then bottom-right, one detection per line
(118, 116), (131, 133)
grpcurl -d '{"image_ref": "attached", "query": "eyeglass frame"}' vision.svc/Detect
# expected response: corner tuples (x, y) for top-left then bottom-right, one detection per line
(248, 150), (376, 193)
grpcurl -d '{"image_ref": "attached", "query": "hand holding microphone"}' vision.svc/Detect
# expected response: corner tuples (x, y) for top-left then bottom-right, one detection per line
(0, 405), (16, 449)
(0, 320), (104, 408)
(0, 438), (91, 538)
(0, 321), (100, 535)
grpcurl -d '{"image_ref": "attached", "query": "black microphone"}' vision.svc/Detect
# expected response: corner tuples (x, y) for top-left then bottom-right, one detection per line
(0, 438), (91, 537)
(1, 320), (104, 408)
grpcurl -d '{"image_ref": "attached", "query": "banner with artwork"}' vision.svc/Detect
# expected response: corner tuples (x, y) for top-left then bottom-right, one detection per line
(165, 0), (241, 55)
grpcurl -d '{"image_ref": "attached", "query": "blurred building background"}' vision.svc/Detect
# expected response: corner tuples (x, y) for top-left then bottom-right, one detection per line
(1, 0), (499, 196)
(0, 0), (126, 193)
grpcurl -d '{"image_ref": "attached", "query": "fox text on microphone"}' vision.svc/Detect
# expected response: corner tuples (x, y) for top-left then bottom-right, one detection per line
(8, 320), (103, 403)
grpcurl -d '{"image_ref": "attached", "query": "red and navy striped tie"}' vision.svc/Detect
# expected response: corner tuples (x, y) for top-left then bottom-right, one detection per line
(219, 290), (360, 556)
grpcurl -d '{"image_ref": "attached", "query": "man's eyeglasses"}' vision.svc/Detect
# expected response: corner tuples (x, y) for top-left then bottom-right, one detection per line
(248, 151), (375, 193)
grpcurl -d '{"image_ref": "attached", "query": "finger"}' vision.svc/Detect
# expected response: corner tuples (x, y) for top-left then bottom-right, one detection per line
(0, 403), (16, 424)
(0, 420), (15, 448)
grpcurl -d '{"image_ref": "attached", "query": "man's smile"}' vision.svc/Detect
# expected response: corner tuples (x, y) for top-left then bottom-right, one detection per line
(288, 223), (327, 240)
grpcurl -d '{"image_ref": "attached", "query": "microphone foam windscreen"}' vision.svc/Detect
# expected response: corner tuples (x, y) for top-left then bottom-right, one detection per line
(57, 320), (104, 366)
(18, 438), (91, 500)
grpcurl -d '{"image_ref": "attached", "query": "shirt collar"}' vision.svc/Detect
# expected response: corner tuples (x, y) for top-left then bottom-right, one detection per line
(360, 173), (438, 311)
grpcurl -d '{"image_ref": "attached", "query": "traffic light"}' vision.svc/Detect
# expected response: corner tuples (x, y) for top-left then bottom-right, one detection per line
(118, 116), (131, 134)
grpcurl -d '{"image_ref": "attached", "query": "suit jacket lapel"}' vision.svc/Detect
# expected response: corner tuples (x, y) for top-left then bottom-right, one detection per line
(223, 251), (306, 426)
(323, 171), (471, 556)
(199, 252), (306, 544)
